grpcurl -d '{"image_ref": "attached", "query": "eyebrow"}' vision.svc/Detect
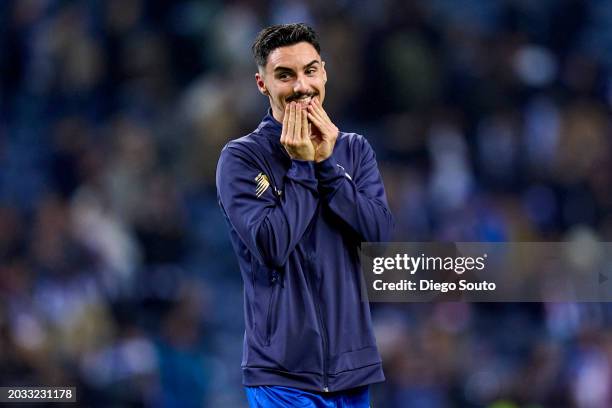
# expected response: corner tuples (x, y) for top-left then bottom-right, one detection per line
(273, 60), (320, 73)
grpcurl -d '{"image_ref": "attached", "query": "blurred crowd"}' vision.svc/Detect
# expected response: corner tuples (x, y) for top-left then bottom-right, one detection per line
(1, 0), (612, 406)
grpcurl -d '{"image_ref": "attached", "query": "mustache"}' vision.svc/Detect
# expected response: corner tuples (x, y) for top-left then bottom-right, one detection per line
(286, 93), (317, 102)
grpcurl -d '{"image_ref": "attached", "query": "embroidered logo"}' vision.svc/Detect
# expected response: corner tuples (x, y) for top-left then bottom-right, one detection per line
(255, 173), (270, 198)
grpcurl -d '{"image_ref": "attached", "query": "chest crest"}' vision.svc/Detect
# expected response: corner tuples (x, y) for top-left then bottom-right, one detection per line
(255, 172), (282, 198)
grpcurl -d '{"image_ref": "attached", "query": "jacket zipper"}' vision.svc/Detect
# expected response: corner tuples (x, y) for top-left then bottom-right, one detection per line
(304, 255), (329, 392)
(265, 273), (281, 346)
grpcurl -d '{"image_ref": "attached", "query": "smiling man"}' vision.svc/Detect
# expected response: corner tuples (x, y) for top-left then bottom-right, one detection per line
(216, 23), (394, 408)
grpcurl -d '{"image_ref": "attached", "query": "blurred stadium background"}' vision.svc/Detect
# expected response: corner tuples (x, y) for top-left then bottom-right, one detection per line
(1, 0), (612, 406)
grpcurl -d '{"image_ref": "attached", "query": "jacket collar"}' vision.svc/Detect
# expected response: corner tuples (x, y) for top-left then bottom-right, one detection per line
(256, 109), (282, 140)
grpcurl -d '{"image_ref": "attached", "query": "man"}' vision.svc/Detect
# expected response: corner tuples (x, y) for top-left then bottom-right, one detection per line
(216, 23), (393, 407)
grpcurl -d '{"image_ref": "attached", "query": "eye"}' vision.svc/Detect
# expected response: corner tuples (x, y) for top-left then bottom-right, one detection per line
(277, 73), (291, 81)
(306, 68), (317, 75)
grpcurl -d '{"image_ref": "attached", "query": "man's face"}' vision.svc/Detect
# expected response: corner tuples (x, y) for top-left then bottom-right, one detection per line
(255, 42), (327, 123)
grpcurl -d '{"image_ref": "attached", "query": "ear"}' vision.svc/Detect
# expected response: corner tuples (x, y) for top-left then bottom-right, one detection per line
(255, 72), (268, 96)
(321, 61), (327, 84)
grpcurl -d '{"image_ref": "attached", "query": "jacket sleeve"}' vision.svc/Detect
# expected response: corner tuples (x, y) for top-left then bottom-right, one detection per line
(217, 145), (319, 268)
(314, 135), (394, 242)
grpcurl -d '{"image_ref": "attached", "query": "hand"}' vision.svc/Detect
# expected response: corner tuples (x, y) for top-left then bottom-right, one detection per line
(306, 98), (339, 163)
(281, 102), (315, 161)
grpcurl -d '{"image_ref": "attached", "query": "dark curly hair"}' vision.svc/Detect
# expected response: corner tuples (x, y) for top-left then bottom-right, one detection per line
(252, 23), (321, 69)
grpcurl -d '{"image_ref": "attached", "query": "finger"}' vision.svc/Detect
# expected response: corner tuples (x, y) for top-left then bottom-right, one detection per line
(311, 97), (322, 112)
(287, 102), (296, 144)
(307, 112), (325, 136)
(310, 98), (330, 122)
(302, 104), (309, 139)
(307, 101), (326, 121)
(282, 103), (290, 129)
(313, 98), (332, 121)
(308, 107), (325, 122)
(281, 103), (290, 143)
(295, 104), (302, 142)
(307, 110), (325, 128)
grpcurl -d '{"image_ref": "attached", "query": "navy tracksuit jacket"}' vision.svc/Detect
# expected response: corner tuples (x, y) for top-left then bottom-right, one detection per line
(216, 110), (394, 393)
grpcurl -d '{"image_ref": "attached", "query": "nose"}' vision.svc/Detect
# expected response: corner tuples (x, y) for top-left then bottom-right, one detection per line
(293, 74), (308, 94)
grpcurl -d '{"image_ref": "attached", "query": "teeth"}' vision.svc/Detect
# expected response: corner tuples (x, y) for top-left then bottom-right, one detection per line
(289, 97), (314, 107)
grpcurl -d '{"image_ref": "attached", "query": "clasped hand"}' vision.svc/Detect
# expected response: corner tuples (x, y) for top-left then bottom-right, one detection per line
(280, 99), (338, 163)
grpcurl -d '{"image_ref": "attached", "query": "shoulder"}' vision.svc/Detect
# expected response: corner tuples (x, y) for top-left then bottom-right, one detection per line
(219, 131), (266, 164)
(216, 133), (263, 190)
(336, 131), (374, 158)
(335, 131), (379, 175)
(337, 131), (371, 148)
(222, 132), (260, 155)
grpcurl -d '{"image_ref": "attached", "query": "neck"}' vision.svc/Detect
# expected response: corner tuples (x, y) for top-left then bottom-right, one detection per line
(271, 106), (284, 124)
